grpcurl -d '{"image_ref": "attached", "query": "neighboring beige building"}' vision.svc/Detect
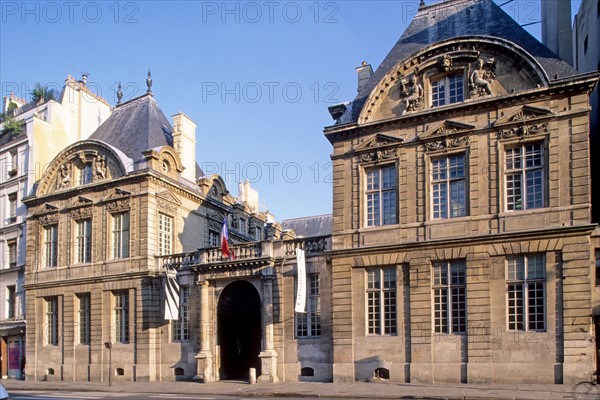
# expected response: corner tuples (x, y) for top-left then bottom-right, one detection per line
(324, 0), (598, 384)
(0, 77), (111, 379)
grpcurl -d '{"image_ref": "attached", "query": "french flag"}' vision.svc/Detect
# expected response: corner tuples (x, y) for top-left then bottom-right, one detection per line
(221, 218), (234, 260)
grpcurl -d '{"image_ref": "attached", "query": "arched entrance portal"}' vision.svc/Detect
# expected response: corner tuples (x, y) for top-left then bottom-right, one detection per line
(217, 280), (262, 380)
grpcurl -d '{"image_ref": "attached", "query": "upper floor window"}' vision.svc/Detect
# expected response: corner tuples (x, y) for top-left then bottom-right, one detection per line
(79, 164), (93, 185)
(158, 213), (173, 255)
(7, 193), (17, 224)
(505, 143), (545, 211)
(7, 239), (17, 269)
(432, 260), (466, 334)
(507, 254), (545, 331)
(366, 267), (397, 335)
(296, 274), (321, 338)
(365, 165), (397, 226)
(432, 74), (464, 107)
(208, 230), (219, 247)
(44, 224), (58, 267)
(112, 212), (130, 259)
(431, 154), (467, 219)
(595, 249), (600, 287)
(75, 218), (92, 263)
(7, 150), (18, 176)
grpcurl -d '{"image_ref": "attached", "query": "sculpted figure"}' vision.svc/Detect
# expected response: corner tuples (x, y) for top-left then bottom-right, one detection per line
(57, 163), (72, 189)
(400, 75), (423, 113)
(470, 58), (494, 96)
(94, 156), (106, 180)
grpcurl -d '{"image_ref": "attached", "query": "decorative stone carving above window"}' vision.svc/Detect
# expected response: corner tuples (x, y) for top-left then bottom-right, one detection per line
(354, 134), (404, 163)
(419, 120), (475, 140)
(425, 136), (470, 152)
(69, 207), (93, 220)
(494, 105), (553, 140)
(35, 203), (59, 225)
(156, 191), (181, 213)
(437, 54), (453, 72)
(498, 122), (549, 139)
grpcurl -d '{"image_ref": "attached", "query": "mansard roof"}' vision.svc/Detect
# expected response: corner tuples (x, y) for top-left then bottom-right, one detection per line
(342, 0), (578, 125)
(90, 93), (173, 163)
(282, 214), (332, 237)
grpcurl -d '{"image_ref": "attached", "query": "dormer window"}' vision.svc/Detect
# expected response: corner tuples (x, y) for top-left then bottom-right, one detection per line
(79, 164), (93, 185)
(431, 74), (464, 107)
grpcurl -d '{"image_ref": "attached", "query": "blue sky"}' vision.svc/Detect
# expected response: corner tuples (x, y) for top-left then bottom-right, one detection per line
(0, 0), (583, 220)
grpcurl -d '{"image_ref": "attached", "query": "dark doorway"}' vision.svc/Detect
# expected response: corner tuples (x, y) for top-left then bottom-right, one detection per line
(595, 315), (600, 384)
(217, 280), (262, 380)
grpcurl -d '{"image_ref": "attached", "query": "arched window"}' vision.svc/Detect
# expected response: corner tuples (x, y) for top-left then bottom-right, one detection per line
(301, 367), (314, 377)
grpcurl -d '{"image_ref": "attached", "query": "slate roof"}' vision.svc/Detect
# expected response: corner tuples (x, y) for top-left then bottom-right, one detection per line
(90, 94), (173, 162)
(282, 214), (332, 237)
(340, 0), (579, 124)
(90, 93), (204, 178)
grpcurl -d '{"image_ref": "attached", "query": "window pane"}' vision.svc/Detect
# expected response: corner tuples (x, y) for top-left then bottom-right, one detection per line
(367, 269), (380, 289)
(507, 283), (524, 331)
(382, 190), (396, 225)
(448, 75), (464, 103)
(434, 288), (448, 333)
(432, 182), (448, 219)
(527, 282), (545, 330)
(525, 144), (543, 168)
(451, 286), (466, 333)
(433, 263), (448, 286)
(506, 174), (523, 210)
(527, 254), (545, 279)
(449, 180), (466, 217)
(525, 170), (544, 209)
(367, 291), (380, 334)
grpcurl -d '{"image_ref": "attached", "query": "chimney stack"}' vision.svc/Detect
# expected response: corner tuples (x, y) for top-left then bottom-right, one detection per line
(356, 61), (373, 93)
(171, 112), (197, 182)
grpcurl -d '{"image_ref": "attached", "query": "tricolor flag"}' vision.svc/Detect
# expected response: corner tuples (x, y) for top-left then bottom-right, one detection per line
(221, 217), (235, 260)
(163, 268), (180, 320)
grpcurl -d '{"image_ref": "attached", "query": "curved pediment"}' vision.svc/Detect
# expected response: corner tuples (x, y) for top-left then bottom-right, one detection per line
(359, 37), (549, 125)
(36, 140), (131, 196)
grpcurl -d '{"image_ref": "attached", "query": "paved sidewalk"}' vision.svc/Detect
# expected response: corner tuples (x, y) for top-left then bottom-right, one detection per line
(2, 378), (599, 400)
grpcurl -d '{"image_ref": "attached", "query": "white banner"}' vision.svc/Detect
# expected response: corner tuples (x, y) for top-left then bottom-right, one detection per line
(295, 248), (307, 313)
(163, 269), (180, 320)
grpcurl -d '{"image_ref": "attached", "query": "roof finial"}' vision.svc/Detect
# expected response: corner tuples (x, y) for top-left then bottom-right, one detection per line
(146, 69), (153, 94)
(116, 82), (123, 105)
(419, 0), (425, 7)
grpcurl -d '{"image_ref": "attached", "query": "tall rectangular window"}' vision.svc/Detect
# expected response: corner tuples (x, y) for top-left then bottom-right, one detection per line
(158, 213), (173, 255)
(431, 154), (467, 219)
(296, 274), (321, 338)
(366, 267), (397, 335)
(7, 239), (17, 269)
(505, 143), (545, 211)
(432, 261), (466, 334)
(75, 218), (92, 263)
(112, 212), (130, 259)
(7, 285), (16, 319)
(78, 294), (90, 345)
(595, 249), (600, 287)
(366, 165), (397, 227)
(46, 297), (59, 345)
(432, 74), (464, 107)
(7, 150), (18, 176)
(507, 254), (545, 331)
(114, 291), (129, 343)
(172, 286), (190, 341)
(208, 230), (219, 247)
(44, 224), (58, 267)
(7, 193), (17, 223)
(79, 164), (93, 185)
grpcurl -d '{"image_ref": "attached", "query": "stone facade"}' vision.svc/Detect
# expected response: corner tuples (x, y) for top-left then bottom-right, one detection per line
(324, 0), (599, 385)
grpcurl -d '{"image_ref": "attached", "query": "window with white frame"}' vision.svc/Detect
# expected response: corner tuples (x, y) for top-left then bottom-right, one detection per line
(78, 293), (90, 345)
(366, 267), (397, 335)
(7, 239), (17, 269)
(365, 165), (397, 227)
(79, 163), (93, 185)
(505, 143), (545, 211)
(7, 150), (18, 176)
(172, 286), (190, 341)
(46, 297), (59, 345)
(296, 274), (321, 338)
(432, 260), (466, 334)
(75, 218), (92, 263)
(44, 224), (58, 267)
(431, 154), (467, 219)
(112, 212), (130, 259)
(114, 291), (129, 343)
(239, 218), (247, 234)
(208, 230), (219, 247)
(158, 213), (173, 255)
(431, 74), (464, 107)
(506, 254), (545, 331)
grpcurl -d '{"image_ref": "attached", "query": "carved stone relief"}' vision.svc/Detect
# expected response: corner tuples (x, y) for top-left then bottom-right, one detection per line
(360, 148), (399, 162)
(56, 163), (72, 190)
(437, 54), (453, 72)
(470, 57), (496, 97)
(498, 122), (549, 139)
(425, 136), (470, 152)
(399, 75), (423, 113)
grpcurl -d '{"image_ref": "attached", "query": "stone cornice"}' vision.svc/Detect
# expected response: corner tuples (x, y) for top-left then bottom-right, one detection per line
(326, 224), (597, 258)
(24, 269), (156, 290)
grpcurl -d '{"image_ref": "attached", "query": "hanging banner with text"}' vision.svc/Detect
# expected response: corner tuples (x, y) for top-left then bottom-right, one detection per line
(294, 248), (306, 313)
